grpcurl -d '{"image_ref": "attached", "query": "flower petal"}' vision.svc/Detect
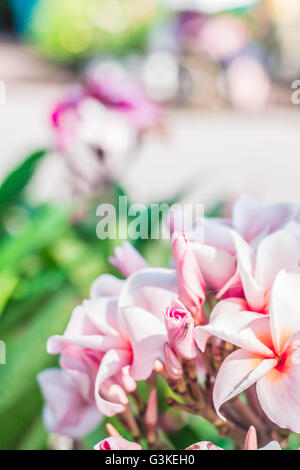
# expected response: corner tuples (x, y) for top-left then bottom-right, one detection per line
(213, 349), (277, 420)
(82, 297), (123, 338)
(202, 217), (234, 254)
(109, 241), (148, 278)
(232, 194), (298, 246)
(194, 298), (274, 357)
(232, 194), (266, 242)
(192, 242), (236, 291)
(120, 306), (167, 380)
(90, 274), (124, 299)
(94, 349), (132, 417)
(270, 270), (300, 355)
(118, 268), (178, 321)
(48, 299), (128, 354)
(230, 230), (265, 310)
(255, 230), (300, 293)
(256, 338), (300, 432)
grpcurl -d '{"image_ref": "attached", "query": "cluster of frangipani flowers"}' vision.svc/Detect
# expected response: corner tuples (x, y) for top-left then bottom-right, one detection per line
(38, 194), (300, 449)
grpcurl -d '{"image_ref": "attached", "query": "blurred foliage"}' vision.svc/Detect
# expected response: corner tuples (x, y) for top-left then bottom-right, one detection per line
(27, 0), (166, 63)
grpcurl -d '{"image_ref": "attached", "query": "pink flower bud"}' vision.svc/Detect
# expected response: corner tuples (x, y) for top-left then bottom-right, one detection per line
(244, 426), (258, 450)
(172, 233), (206, 325)
(163, 343), (183, 380)
(164, 299), (197, 360)
(109, 242), (148, 278)
(106, 423), (120, 437)
(145, 389), (158, 433)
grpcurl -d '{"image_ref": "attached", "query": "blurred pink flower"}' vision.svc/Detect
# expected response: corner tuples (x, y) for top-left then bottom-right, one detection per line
(86, 61), (162, 131)
(51, 62), (161, 155)
(199, 15), (249, 61)
(37, 369), (101, 439)
(51, 85), (84, 152)
(227, 56), (271, 112)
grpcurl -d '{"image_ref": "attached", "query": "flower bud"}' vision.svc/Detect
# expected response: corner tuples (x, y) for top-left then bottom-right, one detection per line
(163, 343), (183, 380)
(109, 241), (148, 278)
(244, 426), (258, 450)
(172, 233), (206, 324)
(164, 299), (197, 360)
(145, 389), (158, 434)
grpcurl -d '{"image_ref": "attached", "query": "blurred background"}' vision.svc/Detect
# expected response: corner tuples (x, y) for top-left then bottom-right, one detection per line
(1, 0), (300, 205)
(0, 0), (300, 450)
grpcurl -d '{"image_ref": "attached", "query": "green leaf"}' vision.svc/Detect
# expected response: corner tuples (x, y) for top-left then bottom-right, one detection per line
(13, 268), (65, 301)
(0, 287), (64, 336)
(82, 420), (108, 450)
(0, 287), (79, 416)
(47, 231), (108, 296)
(0, 205), (67, 273)
(0, 269), (19, 318)
(0, 149), (47, 214)
(170, 415), (233, 450)
(0, 383), (45, 450)
(285, 433), (300, 450)
(16, 414), (48, 450)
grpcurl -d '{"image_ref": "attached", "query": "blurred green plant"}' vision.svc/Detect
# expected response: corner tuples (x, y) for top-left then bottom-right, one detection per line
(27, 0), (166, 63)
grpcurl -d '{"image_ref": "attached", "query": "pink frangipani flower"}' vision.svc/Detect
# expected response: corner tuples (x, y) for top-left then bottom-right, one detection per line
(44, 269), (173, 420)
(37, 369), (102, 439)
(220, 229), (300, 311)
(195, 270), (300, 432)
